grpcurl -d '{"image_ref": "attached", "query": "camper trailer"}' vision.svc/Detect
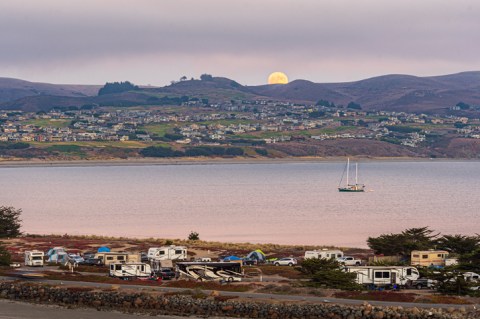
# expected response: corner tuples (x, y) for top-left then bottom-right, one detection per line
(411, 250), (449, 267)
(95, 252), (140, 265)
(176, 262), (242, 282)
(304, 249), (344, 260)
(345, 266), (420, 287)
(147, 246), (187, 261)
(109, 262), (152, 279)
(25, 250), (44, 267)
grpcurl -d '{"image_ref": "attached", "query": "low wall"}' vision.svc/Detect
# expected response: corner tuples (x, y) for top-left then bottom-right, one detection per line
(0, 282), (477, 319)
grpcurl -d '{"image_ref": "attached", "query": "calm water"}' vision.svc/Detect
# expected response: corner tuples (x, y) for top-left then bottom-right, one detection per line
(1, 161), (479, 247)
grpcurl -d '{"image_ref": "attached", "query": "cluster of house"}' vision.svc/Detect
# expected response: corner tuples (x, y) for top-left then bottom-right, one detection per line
(1, 100), (478, 147)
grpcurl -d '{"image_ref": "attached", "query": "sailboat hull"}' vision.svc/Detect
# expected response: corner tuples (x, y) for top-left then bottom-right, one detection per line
(338, 187), (365, 192)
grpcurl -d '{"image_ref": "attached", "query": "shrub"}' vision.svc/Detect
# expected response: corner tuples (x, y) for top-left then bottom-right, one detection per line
(0, 244), (11, 266)
(188, 231), (200, 241)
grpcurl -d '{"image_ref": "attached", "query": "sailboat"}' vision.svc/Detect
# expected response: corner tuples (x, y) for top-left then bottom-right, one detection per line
(338, 158), (365, 192)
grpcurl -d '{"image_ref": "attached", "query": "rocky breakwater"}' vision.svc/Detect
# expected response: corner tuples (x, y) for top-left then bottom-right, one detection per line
(0, 282), (478, 318)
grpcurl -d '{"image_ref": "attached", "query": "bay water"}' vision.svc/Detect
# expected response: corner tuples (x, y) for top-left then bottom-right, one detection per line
(1, 161), (479, 247)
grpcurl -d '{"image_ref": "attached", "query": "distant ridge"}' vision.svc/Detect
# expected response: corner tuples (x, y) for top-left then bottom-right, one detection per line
(0, 77), (101, 104)
(1, 72), (480, 114)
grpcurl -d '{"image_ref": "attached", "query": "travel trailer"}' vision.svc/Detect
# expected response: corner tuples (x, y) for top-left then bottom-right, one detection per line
(345, 266), (420, 287)
(411, 250), (449, 267)
(147, 246), (187, 261)
(24, 250), (44, 267)
(95, 252), (140, 265)
(109, 262), (152, 279)
(304, 249), (344, 260)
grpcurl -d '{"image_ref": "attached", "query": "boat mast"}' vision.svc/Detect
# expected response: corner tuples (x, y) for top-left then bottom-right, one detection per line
(355, 163), (358, 185)
(346, 158), (350, 186)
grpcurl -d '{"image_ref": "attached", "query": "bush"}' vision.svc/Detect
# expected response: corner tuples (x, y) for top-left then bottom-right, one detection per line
(255, 148), (268, 156)
(140, 146), (182, 158)
(0, 244), (11, 265)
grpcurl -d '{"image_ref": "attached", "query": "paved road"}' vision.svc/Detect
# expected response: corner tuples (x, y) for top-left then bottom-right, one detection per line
(1, 276), (477, 310)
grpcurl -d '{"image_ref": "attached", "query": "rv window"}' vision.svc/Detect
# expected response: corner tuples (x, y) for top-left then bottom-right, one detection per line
(437, 254), (442, 257)
(175, 250), (183, 255)
(107, 256), (114, 260)
(115, 264), (122, 271)
(141, 265), (145, 272)
(110, 265), (114, 270)
(407, 269), (412, 276)
(413, 254), (419, 258)
(159, 251), (165, 255)
(374, 271), (390, 279)
(117, 256), (125, 261)
(422, 255), (428, 259)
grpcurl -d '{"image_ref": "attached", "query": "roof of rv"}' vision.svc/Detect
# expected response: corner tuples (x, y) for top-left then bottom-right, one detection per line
(411, 250), (449, 254)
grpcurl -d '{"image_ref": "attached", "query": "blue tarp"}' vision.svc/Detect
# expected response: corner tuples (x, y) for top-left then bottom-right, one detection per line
(97, 246), (111, 253)
(223, 255), (241, 261)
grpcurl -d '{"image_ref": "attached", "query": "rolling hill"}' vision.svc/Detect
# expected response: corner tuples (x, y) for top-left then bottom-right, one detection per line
(1, 72), (480, 114)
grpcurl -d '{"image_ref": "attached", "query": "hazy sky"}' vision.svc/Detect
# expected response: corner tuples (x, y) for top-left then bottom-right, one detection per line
(1, 0), (479, 85)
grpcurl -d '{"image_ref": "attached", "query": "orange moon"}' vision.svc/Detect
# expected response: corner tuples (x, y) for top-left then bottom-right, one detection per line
(268, 72), (289, 84)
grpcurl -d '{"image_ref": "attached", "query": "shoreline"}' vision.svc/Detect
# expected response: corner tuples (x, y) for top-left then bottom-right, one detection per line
(1, 156), (478, 168)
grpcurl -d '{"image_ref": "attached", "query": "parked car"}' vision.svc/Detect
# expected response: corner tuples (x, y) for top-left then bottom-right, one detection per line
(336, 256), (362, 266)
(242, 258), (257, 266)
(158, 269), (176, 280)
(80, 258), (103, 266)
(68, 254), (84, 264)
(274, 258), (297, 266)
(407, 278), (437, 290)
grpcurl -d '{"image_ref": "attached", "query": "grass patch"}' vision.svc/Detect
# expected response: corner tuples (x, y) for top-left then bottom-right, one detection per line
(30, 141), (151, 149)
(258, 265), (305, 279)
(141, 123), (176, 137)
(25, 119), (71, 128)
(46, 144), (82, 153)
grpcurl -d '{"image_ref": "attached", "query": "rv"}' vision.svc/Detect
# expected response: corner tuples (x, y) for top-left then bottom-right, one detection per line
(176, 262), (242, 282)
(411, 250), (449, 267)
(95, 252), (140, 265)
(109, 262), (152, 279)
(304, 249), (344, 260)
(25, 250), (44, 267)
(345, 266), (420, 287)
(147, 246), (187, 261)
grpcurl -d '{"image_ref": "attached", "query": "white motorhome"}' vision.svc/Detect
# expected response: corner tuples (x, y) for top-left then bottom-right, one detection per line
(148, 246), (187, 261)
(345, 266), (420, 287)
(25, 250), (44, 267)
(109, 262), (152, 279)
(304, 249), (343, 260)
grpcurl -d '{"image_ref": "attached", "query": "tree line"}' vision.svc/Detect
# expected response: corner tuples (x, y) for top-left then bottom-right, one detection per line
(140, 146), (245, 158)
